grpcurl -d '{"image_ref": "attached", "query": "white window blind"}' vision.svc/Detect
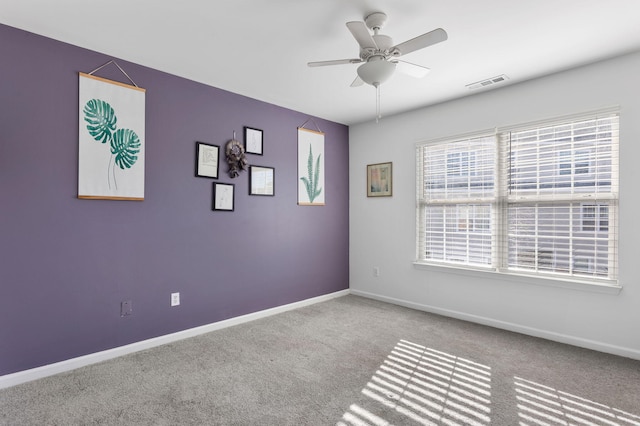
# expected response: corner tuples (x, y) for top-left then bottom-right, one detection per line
(502, 114), (619, 280)
(416, 111), (619, 285)
(417, 135), (496, 267)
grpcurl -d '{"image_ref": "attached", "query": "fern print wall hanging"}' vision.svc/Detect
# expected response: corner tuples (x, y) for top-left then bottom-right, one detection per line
(297, 127), (325, 206)
(78, 72), (146, 200)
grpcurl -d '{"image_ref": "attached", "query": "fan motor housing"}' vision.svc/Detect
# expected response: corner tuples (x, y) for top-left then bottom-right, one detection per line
(360, 34), (394, 61)
(373, 34), (393, 51)
(365, 12), (387, 30)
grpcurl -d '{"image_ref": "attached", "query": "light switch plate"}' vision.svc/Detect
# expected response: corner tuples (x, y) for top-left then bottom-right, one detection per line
(171, 292), (180, 307)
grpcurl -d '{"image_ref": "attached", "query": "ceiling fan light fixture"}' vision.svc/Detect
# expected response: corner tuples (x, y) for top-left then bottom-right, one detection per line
(356, 59), (396, 86)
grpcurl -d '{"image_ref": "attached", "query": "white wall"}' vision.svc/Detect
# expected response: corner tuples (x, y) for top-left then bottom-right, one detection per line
(349, 51), (640, 359)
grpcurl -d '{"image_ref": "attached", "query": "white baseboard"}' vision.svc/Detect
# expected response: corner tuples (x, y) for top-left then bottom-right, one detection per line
(0, 289), (349, 390)
(350, 289), (640, 361)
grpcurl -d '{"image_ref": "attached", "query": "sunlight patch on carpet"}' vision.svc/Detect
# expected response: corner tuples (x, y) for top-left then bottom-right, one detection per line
(515, 376), (640, 426)
(338, 339), (492, 426)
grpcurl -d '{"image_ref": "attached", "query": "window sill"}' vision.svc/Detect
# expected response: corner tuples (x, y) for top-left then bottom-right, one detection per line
(412, 261), (622, 295)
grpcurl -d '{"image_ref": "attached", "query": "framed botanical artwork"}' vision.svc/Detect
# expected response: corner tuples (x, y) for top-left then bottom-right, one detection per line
(367, 162), (392, 197)
(195, 142), (220, 179)
(249, 165), (275, 196)
(212, 182), (235, 211)
(244, 126), (263, 155)
(78, 72), (146, 201)
(297, 128), (324, 205)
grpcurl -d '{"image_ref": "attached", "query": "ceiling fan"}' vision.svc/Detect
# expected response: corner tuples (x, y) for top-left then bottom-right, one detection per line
(308, 12), (447, 88)
(307, 12), (447, 120)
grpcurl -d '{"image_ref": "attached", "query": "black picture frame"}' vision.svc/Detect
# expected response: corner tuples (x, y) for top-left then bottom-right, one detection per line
(249, 165), (275, 196)
(195, 142), (220, 179)
(244, 126), (263, 155)
(212, 182), (235, 211)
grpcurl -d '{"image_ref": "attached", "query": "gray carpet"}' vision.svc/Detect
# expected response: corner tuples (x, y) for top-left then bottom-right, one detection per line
(1, 295), (639, 425)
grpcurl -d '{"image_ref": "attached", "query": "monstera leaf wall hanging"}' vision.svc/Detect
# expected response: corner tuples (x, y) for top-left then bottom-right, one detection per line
(78, 72), (146, 200)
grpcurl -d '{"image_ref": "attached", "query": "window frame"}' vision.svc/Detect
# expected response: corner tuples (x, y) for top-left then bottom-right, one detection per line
(415, 109), (620, 290)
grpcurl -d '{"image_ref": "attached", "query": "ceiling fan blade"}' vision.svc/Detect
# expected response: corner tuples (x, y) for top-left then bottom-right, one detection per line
(307, 58), (362, 67)
(350, 76), (364, 87)
(392, 28), (448, 57)
(393, 60), (431, 78)
(346, 21), (378, 50)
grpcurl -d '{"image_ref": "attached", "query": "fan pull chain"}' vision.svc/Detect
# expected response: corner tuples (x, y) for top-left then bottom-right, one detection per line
(375, 83), (381, 123)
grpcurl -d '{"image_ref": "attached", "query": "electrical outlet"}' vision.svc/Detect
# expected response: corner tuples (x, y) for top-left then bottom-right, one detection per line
(171, 292), (180, 307)
(121, 300), (133, 317)
(373, 267), (380, 277)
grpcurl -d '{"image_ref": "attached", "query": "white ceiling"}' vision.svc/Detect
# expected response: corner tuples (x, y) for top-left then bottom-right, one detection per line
(2, 0), (640, 125)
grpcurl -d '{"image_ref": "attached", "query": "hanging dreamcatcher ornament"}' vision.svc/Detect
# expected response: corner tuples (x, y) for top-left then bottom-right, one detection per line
(225, 132), (248, 178)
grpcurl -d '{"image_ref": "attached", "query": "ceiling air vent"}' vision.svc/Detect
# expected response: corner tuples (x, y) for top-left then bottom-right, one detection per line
(466, 74), (509, 90)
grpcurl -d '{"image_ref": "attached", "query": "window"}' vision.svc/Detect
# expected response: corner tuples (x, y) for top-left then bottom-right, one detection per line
(581, 204), (608, 232)
(418, 135), (495, 267)
(558, 149), (591, 176)
(416, 111), (619, 285)
(447, 152), (476, 177)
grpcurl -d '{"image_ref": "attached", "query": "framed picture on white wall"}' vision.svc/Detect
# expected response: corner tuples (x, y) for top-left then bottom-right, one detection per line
(367, 162), (392, 197)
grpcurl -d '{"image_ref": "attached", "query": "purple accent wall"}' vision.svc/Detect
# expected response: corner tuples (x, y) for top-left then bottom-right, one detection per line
(0, 24), (349, 376)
